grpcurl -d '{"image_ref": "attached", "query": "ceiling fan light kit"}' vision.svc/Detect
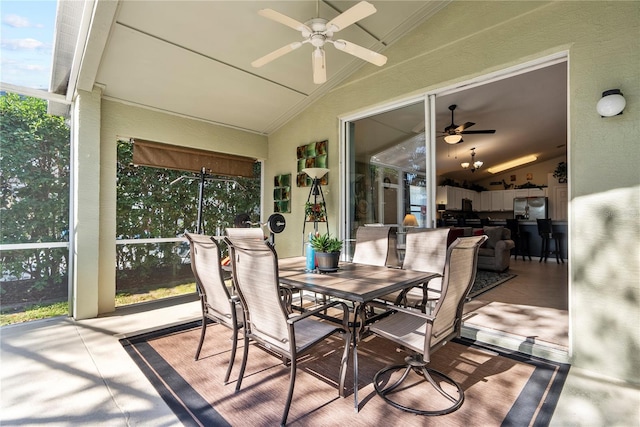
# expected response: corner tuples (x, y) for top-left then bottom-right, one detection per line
(444, 134), (463, 144)
(252, 1), (387, 84)
(440, 104), (496, 144)
(487, 155), (538, 174)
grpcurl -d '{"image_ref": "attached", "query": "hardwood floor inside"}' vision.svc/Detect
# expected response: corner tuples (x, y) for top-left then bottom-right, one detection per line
(462, 255), (569, 360)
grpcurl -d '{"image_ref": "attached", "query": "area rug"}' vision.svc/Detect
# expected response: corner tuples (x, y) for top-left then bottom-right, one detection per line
(121, 320), (568, 426)
(468, 270), (517, 299)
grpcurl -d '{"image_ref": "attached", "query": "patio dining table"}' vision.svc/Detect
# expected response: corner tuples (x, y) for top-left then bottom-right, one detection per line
(277, 256), (440, 411)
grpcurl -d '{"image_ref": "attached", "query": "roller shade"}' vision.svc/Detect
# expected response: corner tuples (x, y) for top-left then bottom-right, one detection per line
(132, 139), (256, 178)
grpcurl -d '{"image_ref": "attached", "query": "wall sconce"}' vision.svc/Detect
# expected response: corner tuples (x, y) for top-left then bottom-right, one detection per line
(597, 89), (626, 117)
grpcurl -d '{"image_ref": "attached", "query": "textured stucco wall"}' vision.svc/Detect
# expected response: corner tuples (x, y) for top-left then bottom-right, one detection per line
(265, 0), (640, 392)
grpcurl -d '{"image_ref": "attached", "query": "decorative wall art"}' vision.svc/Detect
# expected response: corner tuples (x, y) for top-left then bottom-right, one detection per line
(296, 140), (328, 187)
(273, 174), (291, 213)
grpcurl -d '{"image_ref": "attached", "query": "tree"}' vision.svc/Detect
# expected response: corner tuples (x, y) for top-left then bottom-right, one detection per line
(0, 93), (70, 289)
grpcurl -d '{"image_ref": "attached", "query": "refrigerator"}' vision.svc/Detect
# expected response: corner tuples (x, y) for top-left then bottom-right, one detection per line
(513, 197), (548, 220)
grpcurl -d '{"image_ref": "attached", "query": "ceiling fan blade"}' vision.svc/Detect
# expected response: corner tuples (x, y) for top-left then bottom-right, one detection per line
(252, 42), (303, 68)
(455, 121), (475, 132)
(333, 39), (387, 66)
(258, 9), (311, 33)
(326, 1), (376, 32)
(312, 48), (327, 84)
(460, 129), (496, 134)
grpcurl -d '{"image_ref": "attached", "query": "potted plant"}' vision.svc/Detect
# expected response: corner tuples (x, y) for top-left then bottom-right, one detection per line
(305, 202), (326, 222)
(553, 161), (567, 183)
(310, 233), (343, 272)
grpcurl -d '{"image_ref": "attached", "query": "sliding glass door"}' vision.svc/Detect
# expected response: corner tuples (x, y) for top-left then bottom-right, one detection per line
(342, 99), (434, 260)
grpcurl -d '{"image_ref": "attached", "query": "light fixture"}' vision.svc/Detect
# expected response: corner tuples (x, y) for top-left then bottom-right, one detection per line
(302, 167), (329, 195)
(402, 213), (418, 227)
(461, 147), (483, 172)
(444, 134), (463, 144)
(486, 155), (538, 174)
(596, 89), (626, 117)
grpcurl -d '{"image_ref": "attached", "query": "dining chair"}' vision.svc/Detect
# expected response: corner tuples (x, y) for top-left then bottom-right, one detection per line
(351, 225), (395, 266)
(381, 227), (450, 309)
(225, 235), (351, 427)
(185, 233), (243, 384)
(367, 235), (487, 415)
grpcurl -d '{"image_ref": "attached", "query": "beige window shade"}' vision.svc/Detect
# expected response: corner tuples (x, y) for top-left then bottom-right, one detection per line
(132, 139), (256, 178)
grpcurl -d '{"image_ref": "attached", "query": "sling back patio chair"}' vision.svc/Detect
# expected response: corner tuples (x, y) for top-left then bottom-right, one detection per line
(367, 235), (487, 415)
(351, 225), (395, 266)
(380, 227), (450, 309)
(225, 235), (351, 427)
(185, 233), (243, 384)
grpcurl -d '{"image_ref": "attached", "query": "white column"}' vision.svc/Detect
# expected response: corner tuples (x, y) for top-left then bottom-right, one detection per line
(71, 87), (104, 319)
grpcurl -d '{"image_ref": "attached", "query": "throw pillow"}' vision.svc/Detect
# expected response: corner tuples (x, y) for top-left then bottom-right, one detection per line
(483, 226), (504, 249)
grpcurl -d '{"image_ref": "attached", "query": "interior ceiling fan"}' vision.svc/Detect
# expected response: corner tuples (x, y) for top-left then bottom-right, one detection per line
(251, 1), (387, 84)
(440, 104), (496, 144)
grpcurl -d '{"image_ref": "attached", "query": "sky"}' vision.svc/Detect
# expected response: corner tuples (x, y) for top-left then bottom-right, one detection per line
(1, 0), (57, 89)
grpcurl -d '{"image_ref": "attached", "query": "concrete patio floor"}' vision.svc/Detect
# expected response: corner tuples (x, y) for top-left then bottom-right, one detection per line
(2, 294), (639, 426)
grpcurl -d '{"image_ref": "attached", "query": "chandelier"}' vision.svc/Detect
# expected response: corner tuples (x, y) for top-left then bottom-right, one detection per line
(461, 147), (483, 172)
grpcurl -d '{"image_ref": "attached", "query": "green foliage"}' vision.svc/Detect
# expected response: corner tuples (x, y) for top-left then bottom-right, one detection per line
(310, 233), (343, 253)
(0, 93), (70, 289)
(115, 140), (260, 283)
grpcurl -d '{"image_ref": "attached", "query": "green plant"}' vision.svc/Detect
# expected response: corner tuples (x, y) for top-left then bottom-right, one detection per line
(553, 161), (567, 183)
(304, 202), (326, 221)
(310, 233), (343, 253)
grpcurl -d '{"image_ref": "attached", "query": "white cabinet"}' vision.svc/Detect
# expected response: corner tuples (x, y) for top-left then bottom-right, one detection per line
(515, 189), (529, 199)
(481, 191), (492, 211)
(490, 191), (503, 211)
(502, 189), (515, 211)
(528, 188), (546, 197)
(436, 186), (462, 210)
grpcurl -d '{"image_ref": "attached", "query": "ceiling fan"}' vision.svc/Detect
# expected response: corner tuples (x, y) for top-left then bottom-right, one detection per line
(441, 104), (496, 144)
(251, 1), (387, 84)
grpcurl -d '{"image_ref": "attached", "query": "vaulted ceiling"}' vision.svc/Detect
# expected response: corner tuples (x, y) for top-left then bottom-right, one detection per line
(66, 1), (448, 135)
(56, 1), (566, 183)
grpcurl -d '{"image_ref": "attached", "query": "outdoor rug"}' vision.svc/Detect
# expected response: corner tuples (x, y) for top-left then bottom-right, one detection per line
(468, 270), (517, 299)
(121, 320), (568, 426)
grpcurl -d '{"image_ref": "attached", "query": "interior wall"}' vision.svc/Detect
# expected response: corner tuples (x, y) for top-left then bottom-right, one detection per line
(265, 0), (639, 392)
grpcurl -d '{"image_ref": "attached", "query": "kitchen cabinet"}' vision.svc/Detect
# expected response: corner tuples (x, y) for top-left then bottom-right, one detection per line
(481, 191), (492, 211)
(502, 189), (515, 211)
(490, 191), (503, 211)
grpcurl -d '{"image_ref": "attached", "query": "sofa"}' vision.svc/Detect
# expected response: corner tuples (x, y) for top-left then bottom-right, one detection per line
(475, 226), (515, 272)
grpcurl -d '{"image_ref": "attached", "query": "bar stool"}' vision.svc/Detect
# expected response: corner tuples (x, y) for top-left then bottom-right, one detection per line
(536, 218), (564, 263)
(506, 218), (531, 261)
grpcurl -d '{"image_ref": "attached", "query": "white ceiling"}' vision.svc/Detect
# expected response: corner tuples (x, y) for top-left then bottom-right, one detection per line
(63, 1), (567, 184)
(83, 1), (447, 135)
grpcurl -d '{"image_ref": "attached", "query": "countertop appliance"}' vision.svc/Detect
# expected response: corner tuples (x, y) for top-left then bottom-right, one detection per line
(513, 197), (548, 220)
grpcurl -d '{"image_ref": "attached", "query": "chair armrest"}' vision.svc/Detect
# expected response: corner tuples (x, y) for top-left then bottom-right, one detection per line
(495, 239), (515, 251)
(367, 300), (435, 322)
(287, 300), (350, 330)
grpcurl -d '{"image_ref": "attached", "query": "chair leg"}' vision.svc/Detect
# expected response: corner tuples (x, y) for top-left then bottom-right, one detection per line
(281, 357), (297, 427)
(373, 360), (464, 416)
(194, 314), (207, 360)
(337, 330), (351, 398)
(235, 333), (250, 392)
(224, 327), (239, 384)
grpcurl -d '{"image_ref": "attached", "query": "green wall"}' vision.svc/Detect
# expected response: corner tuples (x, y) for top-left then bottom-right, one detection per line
(266, 0), (640, 389)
